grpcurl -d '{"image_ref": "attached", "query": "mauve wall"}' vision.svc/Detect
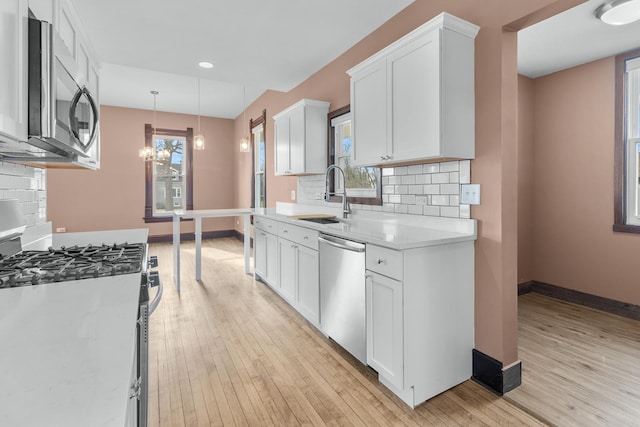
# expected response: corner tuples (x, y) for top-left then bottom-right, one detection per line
(518, 75), (535, 283)
(47, 105), (236, 237)
(232, 0), (584, 366)
(528, 57), (640, 305)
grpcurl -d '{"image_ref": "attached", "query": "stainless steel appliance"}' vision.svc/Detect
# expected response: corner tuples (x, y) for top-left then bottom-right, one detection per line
(0, 200), (159, 427)
(319, 234), (366, 364)
(1, 14), (98, 162)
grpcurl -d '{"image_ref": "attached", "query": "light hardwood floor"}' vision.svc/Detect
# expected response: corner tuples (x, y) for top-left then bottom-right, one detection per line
(506, 293), (640, 427)
(147, 239), (547, 426)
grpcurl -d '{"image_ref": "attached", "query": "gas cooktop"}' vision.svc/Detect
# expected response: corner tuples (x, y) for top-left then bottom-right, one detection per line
(0, 243), (145, 288)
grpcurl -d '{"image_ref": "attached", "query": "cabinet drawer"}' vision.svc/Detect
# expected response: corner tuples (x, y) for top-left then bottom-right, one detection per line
(254, 216), (279, 234)
(279, 222), (319, 250)
(366, 245), (403, 280)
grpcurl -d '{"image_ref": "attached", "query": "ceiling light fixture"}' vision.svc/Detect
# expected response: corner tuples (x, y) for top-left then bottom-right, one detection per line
(595, 0), (640, 25)
(139, 90), (159, 161)
(240, 85), (250, 153)
(198, 61), (214, 69)
(194, 78), (205, 150)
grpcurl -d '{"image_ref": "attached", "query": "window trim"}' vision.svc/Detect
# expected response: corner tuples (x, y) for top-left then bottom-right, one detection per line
(143, 124), (194, 223)
(250, 109), (267, 209)
(614, 48), (640, 233)
(327, 105), (382, 206)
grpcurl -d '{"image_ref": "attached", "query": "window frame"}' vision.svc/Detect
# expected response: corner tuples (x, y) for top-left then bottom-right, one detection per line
(327, 105), (382, 206)
(250, 109), (267, 209)
(614, 48), (640, 233)
(143, 124), (194, 223)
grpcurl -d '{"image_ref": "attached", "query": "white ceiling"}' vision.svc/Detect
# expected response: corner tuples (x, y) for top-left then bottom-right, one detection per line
(69, 0), (415, 119)
(518, 0), (640, 78)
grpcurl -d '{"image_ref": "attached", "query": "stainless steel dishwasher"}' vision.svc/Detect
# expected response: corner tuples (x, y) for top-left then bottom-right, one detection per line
(319, 234), (366, 364)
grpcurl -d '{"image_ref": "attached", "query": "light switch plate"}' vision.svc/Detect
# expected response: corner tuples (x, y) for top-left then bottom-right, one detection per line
(460, 184), (480, 205)
(290, 190), (296, 201)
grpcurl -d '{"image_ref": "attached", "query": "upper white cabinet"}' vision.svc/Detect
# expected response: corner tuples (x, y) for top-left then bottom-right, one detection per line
(273, 99), (330, 176)
(348, 13), (479, 166)
(0, 0), (28, 145)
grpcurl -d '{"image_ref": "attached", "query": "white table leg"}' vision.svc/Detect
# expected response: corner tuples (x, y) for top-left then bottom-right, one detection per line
(244, 214), (251, 274)
(173, 214), (181, 292)
(195, 217), (202, 281)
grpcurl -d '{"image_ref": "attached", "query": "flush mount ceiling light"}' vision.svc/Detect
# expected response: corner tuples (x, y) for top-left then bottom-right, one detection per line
(595, 0), (640, 25)
(198, 61), (214, 69)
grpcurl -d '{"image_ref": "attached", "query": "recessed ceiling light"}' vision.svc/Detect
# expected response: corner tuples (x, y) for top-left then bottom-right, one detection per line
(198, 61), (214, 69)
(595, 0), (640, 25)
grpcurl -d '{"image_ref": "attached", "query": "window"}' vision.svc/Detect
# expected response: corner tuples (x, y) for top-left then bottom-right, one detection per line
(328, 106), (381, 205)
(251, 110), (267, 209)
(614, 49), (640, 232)
(144, 124), (193, 222)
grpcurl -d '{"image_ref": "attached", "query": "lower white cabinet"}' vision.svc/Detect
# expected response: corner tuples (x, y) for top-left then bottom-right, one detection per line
(277, 238), (297, 303)
(366, 271), (404, 390)
(255, 217), (320, 326)
(254, 228), (278, 287)
(365, 242), (474, 408)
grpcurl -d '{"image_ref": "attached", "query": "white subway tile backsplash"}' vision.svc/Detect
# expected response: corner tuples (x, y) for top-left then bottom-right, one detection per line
(407, 165), (423, 175)
(0, 161), (47, 226)
(432, 173), (450, 184)
(401, 175), (416, 185)
(297, 159), (475, 219)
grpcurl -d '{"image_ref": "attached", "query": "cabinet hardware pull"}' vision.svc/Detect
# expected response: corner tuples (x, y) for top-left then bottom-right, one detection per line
(303, 236), (308, 240)
(376, 258), (384, 264)
(283, 230), (288, 233)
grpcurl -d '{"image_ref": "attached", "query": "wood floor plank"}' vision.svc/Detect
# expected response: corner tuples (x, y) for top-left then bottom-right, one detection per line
(506, 293), (640, 427)
(147, 239), (549, 427)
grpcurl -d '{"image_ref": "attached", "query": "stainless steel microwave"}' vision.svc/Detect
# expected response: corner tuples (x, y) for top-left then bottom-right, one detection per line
(26, 16), (99, 160)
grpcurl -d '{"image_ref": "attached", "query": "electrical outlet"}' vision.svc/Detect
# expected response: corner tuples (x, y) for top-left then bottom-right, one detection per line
(290, 190), (296, 201)
(315, 192), (323, 200)
(460, 184), (481, 205)
(56, 227), (67, 233)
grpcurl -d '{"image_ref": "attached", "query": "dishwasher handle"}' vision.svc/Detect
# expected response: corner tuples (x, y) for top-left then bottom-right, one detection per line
(319, 235), (365, 252)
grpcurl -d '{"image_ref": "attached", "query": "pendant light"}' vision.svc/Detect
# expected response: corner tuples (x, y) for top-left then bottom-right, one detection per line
(240, 85), (250, 152)
(595, 0), (640, 25)
(194, 78), (205, 150)
(139, 90), (159, 161)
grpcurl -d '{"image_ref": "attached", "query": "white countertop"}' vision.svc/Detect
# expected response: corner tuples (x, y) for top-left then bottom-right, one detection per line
(0, 275), (140, 427)
(255, 203), (476, 250)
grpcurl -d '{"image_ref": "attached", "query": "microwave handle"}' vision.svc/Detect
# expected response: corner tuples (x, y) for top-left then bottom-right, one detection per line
(69, 86), (99, 151)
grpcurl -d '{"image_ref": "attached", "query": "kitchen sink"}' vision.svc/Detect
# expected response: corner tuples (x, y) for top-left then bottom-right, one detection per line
(299, 217), (341, 224)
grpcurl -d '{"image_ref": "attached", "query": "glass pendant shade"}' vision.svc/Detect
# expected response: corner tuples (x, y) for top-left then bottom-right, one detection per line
(194, 133), (205, 150)
(240, 136), (250, 152)
(139, 146), (155, 161)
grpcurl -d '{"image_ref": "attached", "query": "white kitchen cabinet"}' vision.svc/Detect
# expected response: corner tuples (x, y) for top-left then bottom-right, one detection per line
(348, 13), (479, 167)
(273, 99), (330, 175)
(0, 0), (28, 145)
(277, 221), (320, 325)
(366, 271), (404, 390)
(365, 242), (474, 408)
(278, 238), (297, 303)
(254, 217), (279, 287)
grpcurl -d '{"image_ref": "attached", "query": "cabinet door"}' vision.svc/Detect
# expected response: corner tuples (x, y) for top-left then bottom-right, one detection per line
(389, 29), (441, 162)
(351, 60), (388, 166)
(278, 239), (296, 302)
(274, 114), (291, 175)
(0, 0), (28, 143)
(296, 245), (319, 325)
(254, 230), (267, 279)
(288, 105), (305, 174)
(366, 271), (404, 390)
(265, 232), (279, 286)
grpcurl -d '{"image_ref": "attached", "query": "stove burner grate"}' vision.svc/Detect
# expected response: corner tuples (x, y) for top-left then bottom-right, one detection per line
(0, 243), (145, 288)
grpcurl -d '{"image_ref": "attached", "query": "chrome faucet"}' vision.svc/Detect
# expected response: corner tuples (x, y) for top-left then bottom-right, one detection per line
(325, 165), (351, 219)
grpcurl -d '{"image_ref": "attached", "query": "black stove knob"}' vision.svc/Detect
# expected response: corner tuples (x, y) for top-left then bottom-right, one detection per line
(148, 256), (158, 268)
